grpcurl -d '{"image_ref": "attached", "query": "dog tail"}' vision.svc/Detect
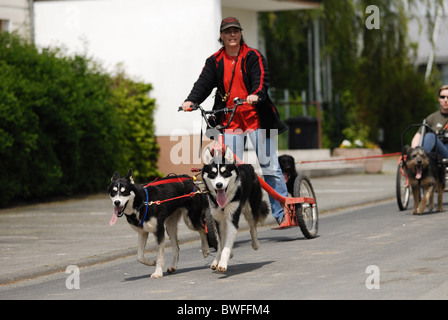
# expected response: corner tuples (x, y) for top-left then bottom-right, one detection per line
(255, 187), (271, 225)
(259, 199), (270, 224)
(439, 163), (446, 189)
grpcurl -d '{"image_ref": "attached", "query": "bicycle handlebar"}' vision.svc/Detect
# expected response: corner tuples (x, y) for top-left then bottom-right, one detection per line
(178, 97), (248, 130)
(177, 98), (247, 111)
(177, 104), (200, 112)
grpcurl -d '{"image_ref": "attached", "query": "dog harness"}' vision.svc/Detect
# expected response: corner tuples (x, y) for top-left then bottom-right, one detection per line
(143, 175), (192, 188)
(137, 175), (206, 228)
(141, 188), (149, 228)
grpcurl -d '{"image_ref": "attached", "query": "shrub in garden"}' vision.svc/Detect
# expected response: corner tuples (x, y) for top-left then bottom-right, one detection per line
(0, 32), (159, 206)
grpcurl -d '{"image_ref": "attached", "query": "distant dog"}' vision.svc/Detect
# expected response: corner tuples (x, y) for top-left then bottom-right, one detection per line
(404, 146), (445, 214)
(279, 154), (297, 195)
(108, 169), (209, 278)
(201, 147), (271, 273)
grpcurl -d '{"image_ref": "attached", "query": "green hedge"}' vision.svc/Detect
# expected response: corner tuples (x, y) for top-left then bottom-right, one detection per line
(0, 32), (160, 206)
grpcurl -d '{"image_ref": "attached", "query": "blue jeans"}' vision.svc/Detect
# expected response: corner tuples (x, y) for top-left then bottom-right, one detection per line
(224, 129), (287, 223)
(422, 133), (448, 158)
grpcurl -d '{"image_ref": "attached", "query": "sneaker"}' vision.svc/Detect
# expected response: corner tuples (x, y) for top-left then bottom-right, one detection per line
(277, 216), (285, 225)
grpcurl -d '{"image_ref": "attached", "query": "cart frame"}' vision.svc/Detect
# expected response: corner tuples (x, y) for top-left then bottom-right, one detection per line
(180, 98), (319, 238)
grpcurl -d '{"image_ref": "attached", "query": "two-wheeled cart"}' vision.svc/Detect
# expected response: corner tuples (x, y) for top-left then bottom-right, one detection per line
(179, 98), (319, 239)
(396, 123), (448, 211)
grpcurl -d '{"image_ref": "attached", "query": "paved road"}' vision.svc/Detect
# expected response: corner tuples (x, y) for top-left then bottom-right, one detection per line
(1, 200), (448, 301)
(2, 158), (448, 301)
(0, 164), (396, 285)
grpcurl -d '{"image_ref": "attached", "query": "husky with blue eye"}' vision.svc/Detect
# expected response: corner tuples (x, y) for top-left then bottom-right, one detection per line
(201, 147), (271, 273)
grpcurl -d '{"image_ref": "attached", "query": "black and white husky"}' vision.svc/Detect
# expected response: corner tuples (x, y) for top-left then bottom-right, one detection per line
(201, 147), (271, 273)
(108, 169), (209, 279)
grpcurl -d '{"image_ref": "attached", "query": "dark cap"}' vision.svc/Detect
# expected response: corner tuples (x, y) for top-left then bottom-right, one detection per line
(220, 17), (243, 31)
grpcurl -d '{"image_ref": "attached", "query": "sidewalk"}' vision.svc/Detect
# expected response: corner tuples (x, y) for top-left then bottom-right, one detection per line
(0, 158), (398, 285)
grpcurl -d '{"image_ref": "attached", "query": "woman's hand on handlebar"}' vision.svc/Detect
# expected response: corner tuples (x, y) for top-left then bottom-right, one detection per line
(179, 96), (253, 113)
(181, 101), (194, 111)
(246, 94), (259, 105)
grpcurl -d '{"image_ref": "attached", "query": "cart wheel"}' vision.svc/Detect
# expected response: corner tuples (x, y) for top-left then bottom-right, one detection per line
(293, 174), (319, 239)
(205, 209), (218, 251)
(396, 163), (410, 211)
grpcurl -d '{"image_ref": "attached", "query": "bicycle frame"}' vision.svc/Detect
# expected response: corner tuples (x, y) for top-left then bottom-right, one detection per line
(400, 123), (438, 158)
(179, 98), (316, 227)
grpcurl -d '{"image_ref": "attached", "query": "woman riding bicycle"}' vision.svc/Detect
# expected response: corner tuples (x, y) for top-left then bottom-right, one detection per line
(181, 17), (288, 225)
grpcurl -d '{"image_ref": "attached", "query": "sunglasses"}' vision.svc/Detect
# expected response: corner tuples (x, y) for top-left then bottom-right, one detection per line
(222, 28), (241, 35)
(440, 96), (448, 99)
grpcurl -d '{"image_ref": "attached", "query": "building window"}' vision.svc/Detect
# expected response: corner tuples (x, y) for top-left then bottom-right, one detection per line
(0, 19), (11, 33)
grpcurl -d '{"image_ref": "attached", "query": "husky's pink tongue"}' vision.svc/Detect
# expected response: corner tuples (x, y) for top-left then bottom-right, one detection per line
(109, 213), (118, 226)
(416, 166), (422, 180)
(216, 189), (227, 208)
(109, 207), (120, 226)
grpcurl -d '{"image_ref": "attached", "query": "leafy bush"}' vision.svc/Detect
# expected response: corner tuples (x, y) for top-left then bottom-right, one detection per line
(110, 72), (160, 181)
(0, 32), (159, 206)
(260, 2), (439, 152)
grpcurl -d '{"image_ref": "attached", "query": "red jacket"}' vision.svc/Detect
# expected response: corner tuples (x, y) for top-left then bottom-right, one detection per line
(186, 44), (286, 135)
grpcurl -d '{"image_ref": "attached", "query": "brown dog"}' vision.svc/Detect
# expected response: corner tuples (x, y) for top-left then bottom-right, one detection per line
(404, 146), (445, 214)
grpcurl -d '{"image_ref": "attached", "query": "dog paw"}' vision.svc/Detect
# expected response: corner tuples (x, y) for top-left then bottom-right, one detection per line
(216, 259), (228, 273)
(210, 260), (218, 270)
(150, 270), (163, 279)
(202, 248), (210, 258)
(251, 241), (260, 251)
(167, 267), (177, 274)
(217, 265), (227, 273)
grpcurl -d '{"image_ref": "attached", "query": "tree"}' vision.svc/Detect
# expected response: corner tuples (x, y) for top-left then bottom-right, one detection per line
(259, 0), (440, 151)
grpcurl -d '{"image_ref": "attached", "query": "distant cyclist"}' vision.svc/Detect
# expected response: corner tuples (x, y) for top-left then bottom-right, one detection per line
(412, 84), (448, 159)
